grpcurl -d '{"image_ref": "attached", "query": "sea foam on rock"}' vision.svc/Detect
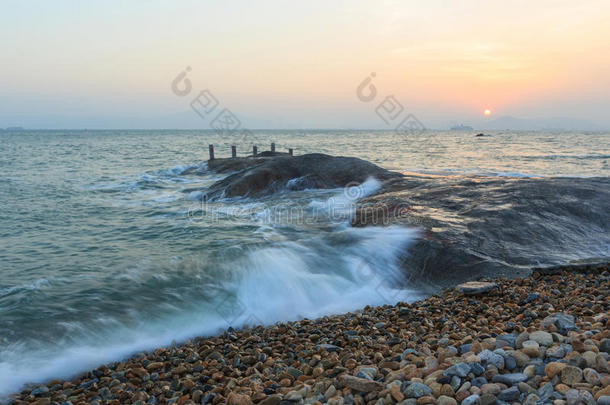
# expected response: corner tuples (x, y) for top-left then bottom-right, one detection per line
(199, 153), (400, 200)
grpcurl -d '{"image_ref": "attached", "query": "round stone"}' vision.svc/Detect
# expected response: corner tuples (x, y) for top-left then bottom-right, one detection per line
(529, 331), (554, 346)
(545, 362), (567, 379)
(560, 366), (583, 386)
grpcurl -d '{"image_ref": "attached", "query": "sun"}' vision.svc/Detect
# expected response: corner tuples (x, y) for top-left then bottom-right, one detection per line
(484, 109), (492, 116)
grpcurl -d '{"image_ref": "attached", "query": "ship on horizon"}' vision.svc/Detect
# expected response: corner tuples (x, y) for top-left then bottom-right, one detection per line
(450, 124), (474, 131)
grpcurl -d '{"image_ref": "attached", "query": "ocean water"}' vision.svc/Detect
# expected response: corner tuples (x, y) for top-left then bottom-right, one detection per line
(0, 129), (608, 395)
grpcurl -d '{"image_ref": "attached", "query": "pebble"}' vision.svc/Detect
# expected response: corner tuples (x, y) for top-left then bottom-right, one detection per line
(491, 373), (529, 386)
(597, 396), (610, 405)
(529, 330), (554, 346)
(455, 281), (497, 295)
(560, 365), (583, 385)
(436, 395), (457, 405)
(478, 350), (504, 370)
(443, 362), (470, 378)
(583, 367), (601, 385)
(542, 313), (578, 335)
(521, 340), (541, 357)
(546, 362), (568, 378)
(30, 386), (50, 396)
(600, 339), (610, 354)
(479, 393), (495, 405)
(340, 375), (382, 392)
(497, 386), (520, 401)
(460, 394), (480, 405)
(403, 382), (431, 398)
(546, 345), (567, 358)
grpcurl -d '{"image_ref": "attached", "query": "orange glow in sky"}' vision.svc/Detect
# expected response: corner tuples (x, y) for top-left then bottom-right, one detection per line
(1, 1), (610, 128)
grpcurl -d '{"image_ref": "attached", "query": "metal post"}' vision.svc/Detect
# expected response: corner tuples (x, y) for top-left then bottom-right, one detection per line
(289, 148), (293, 156)
(271, 142), (275, 153)
(253, 145), (257, 157)
(231, 145), (236, 158)
(209, 144), (215, 160)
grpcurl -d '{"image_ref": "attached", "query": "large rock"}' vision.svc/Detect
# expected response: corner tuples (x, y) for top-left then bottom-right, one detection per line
(351, 175), (610, 286)
(200, 153), (400, 199)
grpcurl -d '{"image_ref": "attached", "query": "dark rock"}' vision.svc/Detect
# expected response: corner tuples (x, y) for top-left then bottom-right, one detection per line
(600, 338), (610, 354)
(541, 313), (577, 335)
(317, 343), (341, 352)
(286, 367), (303, 379)
(537, 382), (554, 401)
(201, 153), (400, 199)
(470, 362), (485, 376)
(339, 375), (382, 392)
(519, 293), (539, 305)
(201, 393), (216, 404)
(355, 370), (373, 380)
(30, 386), (50, 396)
(77, 378), (98, 389)
(497, 386), (520, 401)
(443, 362), (470, 378)
(497, 334), (517, 348)
(402, 382), (431, 398)
(459, 344), (472, 354)
(597, 396), (610, 405)
(471, 377), (488, 387)
(461, 394), (480, 405)
(533, 364), (546, 376)
(492, 373), (528, 386)
(504, 356), (517, 370)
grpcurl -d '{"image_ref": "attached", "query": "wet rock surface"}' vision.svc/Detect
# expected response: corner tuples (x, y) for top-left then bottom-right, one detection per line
(198, 153), (401, 200)
(190, 153), (610, 287)
(11, 265), (609, 405)
(351, 174), (610, 286)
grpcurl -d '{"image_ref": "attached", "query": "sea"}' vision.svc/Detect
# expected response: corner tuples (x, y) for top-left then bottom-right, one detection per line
(0, 129), (608, 395)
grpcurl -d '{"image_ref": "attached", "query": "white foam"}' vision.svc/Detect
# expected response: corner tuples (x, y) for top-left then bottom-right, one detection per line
(235, 226), (421, 323)
(308, 177), (381, 220)
(0, 224), (421, 396)
(0, 278), (50, 298)
(492, 171), (540, 178)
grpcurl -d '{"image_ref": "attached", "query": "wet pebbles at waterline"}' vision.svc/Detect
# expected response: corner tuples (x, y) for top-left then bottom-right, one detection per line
(11, 264), (610, 405)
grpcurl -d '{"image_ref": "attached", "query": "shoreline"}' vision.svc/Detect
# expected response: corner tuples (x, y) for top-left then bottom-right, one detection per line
(9, 263), (610, 405)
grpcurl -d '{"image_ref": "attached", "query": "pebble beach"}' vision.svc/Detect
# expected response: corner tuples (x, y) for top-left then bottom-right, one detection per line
(10, 263), (610, 405)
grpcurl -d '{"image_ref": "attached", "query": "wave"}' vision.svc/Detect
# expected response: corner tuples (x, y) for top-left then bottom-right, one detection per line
(0, 221), (421, 396)
(0, 278), (51, 298)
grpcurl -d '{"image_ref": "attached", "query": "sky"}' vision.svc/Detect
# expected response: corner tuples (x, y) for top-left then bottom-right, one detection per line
(1, 0), (609, 129)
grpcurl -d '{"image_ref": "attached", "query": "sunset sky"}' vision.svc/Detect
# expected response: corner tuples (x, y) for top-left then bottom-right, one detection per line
(1, 0), (609, 129)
